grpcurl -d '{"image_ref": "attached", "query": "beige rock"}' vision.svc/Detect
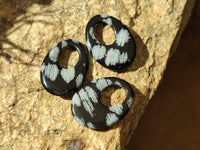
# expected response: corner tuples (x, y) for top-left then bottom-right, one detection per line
(0, 0), (195, 149)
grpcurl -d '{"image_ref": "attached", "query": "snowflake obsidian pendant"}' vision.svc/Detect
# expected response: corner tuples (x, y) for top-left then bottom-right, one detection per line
(40, 39), (89, 96)
(71, 77), (134, 129)
(86, 14), (136, 71)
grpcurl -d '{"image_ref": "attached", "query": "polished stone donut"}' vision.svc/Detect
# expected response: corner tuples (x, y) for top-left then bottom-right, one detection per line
(40, 39), (88, 96)
(86, 14), (136, 71)
(71, 77), (134, 129)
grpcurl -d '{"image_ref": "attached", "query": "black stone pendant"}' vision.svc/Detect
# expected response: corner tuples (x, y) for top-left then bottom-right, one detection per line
(71, 77), (134, 129)
(86, 14), (136, 71)
(40, 39), (89, 96)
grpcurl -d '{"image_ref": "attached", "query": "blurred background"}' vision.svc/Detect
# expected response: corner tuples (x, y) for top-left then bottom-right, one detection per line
(127, 2), (200, 150)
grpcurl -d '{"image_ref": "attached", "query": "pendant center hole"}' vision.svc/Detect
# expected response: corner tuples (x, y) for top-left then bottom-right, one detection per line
(94, 22), (115, 45)
(58, 47), (79, 69)
(100, 86), (126, 107)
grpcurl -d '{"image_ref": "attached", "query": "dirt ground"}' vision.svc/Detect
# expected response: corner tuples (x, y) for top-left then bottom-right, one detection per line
(127, 6), (200, 150)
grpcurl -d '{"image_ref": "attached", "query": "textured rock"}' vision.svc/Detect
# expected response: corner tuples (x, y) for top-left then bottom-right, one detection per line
(0, 0), (195, 150)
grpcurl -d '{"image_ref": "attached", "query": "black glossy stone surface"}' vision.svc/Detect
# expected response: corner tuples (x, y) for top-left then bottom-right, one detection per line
(40, 39), (89, 96)
(71, 77), (134, 129)
(86, 14), (136, 71)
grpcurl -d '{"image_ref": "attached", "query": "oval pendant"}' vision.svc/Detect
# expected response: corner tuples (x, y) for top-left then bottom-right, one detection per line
(86, 14), (136, 71)
(71, 77), (134, 129)
(40, 39), (89, 96)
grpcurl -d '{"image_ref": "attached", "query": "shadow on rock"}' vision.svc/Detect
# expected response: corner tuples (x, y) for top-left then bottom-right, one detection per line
(0, 0), (53, 65)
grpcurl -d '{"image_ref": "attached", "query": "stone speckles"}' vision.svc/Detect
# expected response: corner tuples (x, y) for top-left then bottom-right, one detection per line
(61, 68), (75, 83)
(74, 116), (85, 126)
(72, 93), (81, 107)
(96, 78), (110, 91)
(109, 104), (123, 116)
(106, 79), (113, 85)
(49, 46), (60, 62)
(84, 86), (98, 103)
(102, 18), (112, 26)
(119, 52), (128, 64)
(87, 122), (95, 129)
(116, 28), (130, 47)
(61, 40), (68, 48)
(127, 97), (134, 108)
(82, 99), (95, 117)
(105, 48), (120, 66)
(101, 14), (109, 18)
(105, 49), (129, 66)
(76, 74), (83, 88)
(89, 27), (95, 40)
(92, 45), (106, 60)
(114, 81), (122, 87)
(41, 63), (46, 72)
(44, 64), (59, 81)
(72, 39), (79, 44)
(106, 113), (119, 126)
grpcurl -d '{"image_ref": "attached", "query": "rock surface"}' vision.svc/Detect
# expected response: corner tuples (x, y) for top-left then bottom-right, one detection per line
(0, 0), (195, 149)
